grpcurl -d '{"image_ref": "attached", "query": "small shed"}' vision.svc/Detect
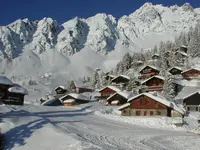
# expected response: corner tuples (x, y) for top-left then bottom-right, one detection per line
(119, 93), (184, 117)
(138, 65), (160, 80)
(99, 86), (121, 100)
(179, 45), (188, 53)
(63, 99), (76, 106)
(168, 67), (183, 75)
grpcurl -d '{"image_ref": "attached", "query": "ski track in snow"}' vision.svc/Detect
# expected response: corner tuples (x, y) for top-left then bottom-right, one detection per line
(1, 104), (200, 150)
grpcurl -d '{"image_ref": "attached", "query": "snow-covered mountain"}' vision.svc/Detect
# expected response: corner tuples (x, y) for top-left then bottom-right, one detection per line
(1, 3), (200, 98)
(1, 3), (200, 60)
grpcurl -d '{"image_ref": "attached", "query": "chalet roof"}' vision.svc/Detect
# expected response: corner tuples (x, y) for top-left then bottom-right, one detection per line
(111, 75), (130, 81)
(106, 91), (133, 101)
(107, 74), (116, 78)
(181, 45), (187, 48)
(54, 85), (67, 91)
(181, 68), (200, 74)
(139, 65), (160, 73)
(118, 103), (130, 110)
(182, 91), (200, 100)
(128, 93), (184, 114)
(60, 93), (89, 101)
(0, 75), (13, 86)
(168, 66), (183, 72)
(8, 84), (28, 95)
(99, 85), (121, 92)
(175, 51), (188, 57)
(142, 75), (165, 84)
(73, 81), (93, 89)
(152, 53), (159, 57)
(42, 98), (62, 106)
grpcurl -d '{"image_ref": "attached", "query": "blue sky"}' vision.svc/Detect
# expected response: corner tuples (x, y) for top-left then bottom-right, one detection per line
(1, 0), (199, 25)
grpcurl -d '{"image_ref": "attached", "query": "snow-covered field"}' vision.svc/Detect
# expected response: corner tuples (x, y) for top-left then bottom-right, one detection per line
(1, 103), (200, 150)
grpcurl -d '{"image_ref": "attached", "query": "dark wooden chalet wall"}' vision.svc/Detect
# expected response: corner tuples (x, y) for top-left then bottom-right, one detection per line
(100, 88), (116, 99)
(144, 77), (164, 87)
(183, 93), (200, 105)
(130, 95), (167, 109)
(182, 69), (200, 78)
(139, 66), (159, 80)
(107, 94), (127, 105)
(112, 77), (129, 84)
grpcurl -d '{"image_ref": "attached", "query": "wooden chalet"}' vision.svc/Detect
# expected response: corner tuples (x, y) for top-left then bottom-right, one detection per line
(168, 67), (183, 75)
(70, 81), (93, 93)
(5, 84), (28, 105)
(60, 93), (89, 105)
(175, 51), (188, 58)
(181, 68), (200, 79)
(138, 65), (160, 80)
(111, 75), (130, 86)
(106, 91), (133, 106)
(183, 91), (200, 112)
(54, 86), (67, 97)
(140, 76), (165, 93)
(118, 93), (184, 117)
(99, 86), (121, 100)
(0, 76), (13, 103)
(151, 53), (160, 60)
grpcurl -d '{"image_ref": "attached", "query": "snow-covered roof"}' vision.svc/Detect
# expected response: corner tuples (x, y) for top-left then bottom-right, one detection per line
(54, 85), (66, 90)
(60, 93), (89, 101)
(107, 74), (116, 78)
(128, 93), (184, 114)
(64, 99), (76, 103)
(168, 66), (183, 72)
(152, 53), (159, 57)
(118, 103), (130, 110)
(111, 75), (130, 81)
(0, 75), (13, 86)
(42, 98), (61, 106)
(176, 51), (188, 57)
(182, 91), (200, 100)
(8, 84), (28, 95)
(106, 91), (133, 101)
(142, 75), (165, 84)
(175, 86), (200, 100)
(73, 81), (93, 89)
(139, 65), (160, 73)
(174, 79), (200, 87)
(99, 85), (121, 92)
(181, 45), (187, 48)
(181, 68), (200, 74)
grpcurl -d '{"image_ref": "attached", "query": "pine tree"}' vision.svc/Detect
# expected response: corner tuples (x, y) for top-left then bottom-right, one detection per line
(163, 75), (177, 101)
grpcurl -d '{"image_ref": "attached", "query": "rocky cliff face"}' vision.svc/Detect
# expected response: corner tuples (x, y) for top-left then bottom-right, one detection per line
(0, 3), (200, 60)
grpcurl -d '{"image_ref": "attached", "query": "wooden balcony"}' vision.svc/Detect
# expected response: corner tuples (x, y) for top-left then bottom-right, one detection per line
(140, 85), (163, 93)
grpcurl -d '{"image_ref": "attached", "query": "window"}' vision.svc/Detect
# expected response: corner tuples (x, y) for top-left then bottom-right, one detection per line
(144, 111), (147, 116)
(150, 111), (153, 116)
(136, 111), (140, 116)
(196, 107), (199, 111)
(156, 111), (161, 115)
